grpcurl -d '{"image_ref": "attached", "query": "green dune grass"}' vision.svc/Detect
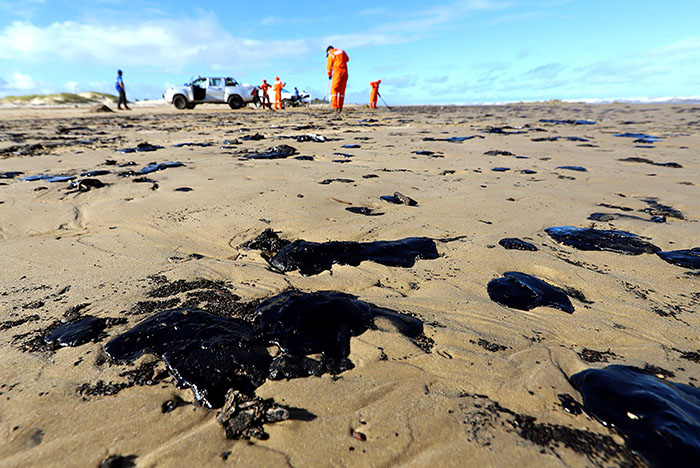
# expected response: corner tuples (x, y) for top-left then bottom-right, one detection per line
(0, 92), (118, 105)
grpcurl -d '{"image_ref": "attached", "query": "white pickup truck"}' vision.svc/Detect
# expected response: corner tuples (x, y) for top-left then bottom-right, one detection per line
(163, 76), (257, 110)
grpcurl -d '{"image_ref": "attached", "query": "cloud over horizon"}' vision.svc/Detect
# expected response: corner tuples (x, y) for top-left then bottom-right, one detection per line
(0, 1), (698, 103)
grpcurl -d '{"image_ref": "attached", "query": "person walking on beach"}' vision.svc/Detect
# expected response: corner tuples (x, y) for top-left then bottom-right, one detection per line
(369, 79), (381, 109)
(259, 79), (272, 109)
(273, 77), (285, 110)
(326, 45), (349, 112)
(115, 70), (130, 110)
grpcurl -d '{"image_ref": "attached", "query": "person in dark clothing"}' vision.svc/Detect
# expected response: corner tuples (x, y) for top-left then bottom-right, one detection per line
(116, 70), (130, 110)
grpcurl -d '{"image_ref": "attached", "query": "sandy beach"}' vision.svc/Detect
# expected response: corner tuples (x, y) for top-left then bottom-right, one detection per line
(0, 102), (698, 467)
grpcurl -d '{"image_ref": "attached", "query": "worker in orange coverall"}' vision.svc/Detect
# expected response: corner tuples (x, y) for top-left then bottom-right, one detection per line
(369, 79), (381, 108)
(273, 77), (285, 109)
(259, 79), (272, 109)
(326, 45), (349, 111)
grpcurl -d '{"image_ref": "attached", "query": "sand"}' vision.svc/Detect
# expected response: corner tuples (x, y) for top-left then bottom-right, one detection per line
(0, 102), (698, 467)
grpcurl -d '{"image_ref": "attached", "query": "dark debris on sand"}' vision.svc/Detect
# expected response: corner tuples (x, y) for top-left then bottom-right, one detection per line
(380, 192), (418, 206)
(345, 206), (384, 216)
(577, 348), (620, 363)
(216, 389), (315, 440)
(640, 198), (684, 220)
(470, 338), (509, 352)
(77, 359), (167, 400)
(240, 144), (297, 160)
(459, 393), (643, 466)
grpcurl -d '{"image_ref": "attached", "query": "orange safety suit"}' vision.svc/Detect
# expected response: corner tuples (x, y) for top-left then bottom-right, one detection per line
(327, 48), (349, 110)
(259, 80), (272, 108)
(369, 80), (381, 109)
(273, 77), (285, 109)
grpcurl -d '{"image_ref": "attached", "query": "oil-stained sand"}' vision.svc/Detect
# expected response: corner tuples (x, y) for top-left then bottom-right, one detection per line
(0, 103), (699, 467)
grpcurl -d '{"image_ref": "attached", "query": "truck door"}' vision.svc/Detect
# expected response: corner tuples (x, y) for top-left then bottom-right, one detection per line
(206, 78), (225, 102)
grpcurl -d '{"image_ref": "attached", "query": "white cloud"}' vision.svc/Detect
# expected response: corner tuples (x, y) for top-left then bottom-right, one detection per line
(8, 72), (36, 89)
(0, 71), (44, 97)
(0, 16), (313, 73)
(647, 36), (700, 64)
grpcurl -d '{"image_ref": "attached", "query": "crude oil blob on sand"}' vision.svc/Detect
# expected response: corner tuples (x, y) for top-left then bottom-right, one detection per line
(572, 365), (700, 468)
(487, 271), (574, 313)
(545, 226), (660, 255)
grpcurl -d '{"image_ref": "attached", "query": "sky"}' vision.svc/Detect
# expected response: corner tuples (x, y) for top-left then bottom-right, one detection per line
(0, 0), (698, 105)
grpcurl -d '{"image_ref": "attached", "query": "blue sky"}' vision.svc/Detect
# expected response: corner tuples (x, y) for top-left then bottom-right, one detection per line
(1, 0), (698, 104)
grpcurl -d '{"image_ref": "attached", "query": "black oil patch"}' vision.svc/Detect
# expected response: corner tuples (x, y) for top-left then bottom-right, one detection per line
(571, 365), (700, 467)
(240, 229), (291, 258)
(498, 238), (538, 251)
(545, 226), (660, 255)
(487, 272), (574, 313)
(267, 237), (439, 276)
(172, 142), (214, 148)
(345, 207), (384, 216)
(540, 119), (595, 125)
(99, 454), (137, 468)
(656, 248), (700, 269)
(118, 161), (184, 177)
(104, 290), (428, 408)
(104, 308), (268, 407)
(44, 316), (107, 348)
(240, 145), (297, 159)
(618, 157), (682, 168)
(116, 142), (164, 153)
(556, 166), (587, 172)
(640, 198), (684, 220)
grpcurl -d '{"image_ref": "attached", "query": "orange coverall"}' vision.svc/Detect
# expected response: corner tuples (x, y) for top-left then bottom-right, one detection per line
(273, 78), (285, 109)
(369, 80), (381, 108)
(327, 48), (349, 110)
(259, 80), (272, 108)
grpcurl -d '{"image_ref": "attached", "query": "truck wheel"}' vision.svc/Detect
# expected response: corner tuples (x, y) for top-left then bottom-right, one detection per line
(228, 95), (244, 109)
(282, 98), (292, 107)
(173, 95), (187, 110)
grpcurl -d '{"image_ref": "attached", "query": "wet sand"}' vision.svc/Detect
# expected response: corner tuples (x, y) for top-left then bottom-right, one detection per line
(0, 102), (698, 467)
